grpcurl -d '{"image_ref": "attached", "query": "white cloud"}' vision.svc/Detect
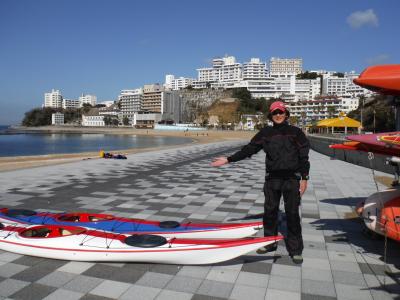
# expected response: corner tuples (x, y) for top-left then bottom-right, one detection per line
(347, 9), (379, 29)
(366, 54), (390, 65)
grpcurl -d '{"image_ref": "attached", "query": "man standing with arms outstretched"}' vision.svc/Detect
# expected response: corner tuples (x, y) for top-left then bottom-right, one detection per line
(211, 101), (310, 264)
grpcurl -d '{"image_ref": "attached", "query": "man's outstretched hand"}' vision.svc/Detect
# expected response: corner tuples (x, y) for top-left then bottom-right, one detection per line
(211, 157), (229, 167)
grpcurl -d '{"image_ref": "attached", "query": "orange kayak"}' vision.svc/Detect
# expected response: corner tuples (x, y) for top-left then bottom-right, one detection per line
(353, 64), (400, 95)
(380, 197), (400, 241)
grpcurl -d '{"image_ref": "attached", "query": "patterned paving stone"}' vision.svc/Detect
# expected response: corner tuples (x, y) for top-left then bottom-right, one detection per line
(301, 279), (336, 297)
(229, 284), (266, 300)
(10, 282), (57, 300)
(89, 280), (131, 299)
(265, 288), (300, 300)
(62, 275), (103, 293)
(155, 289), (193, 300)
(196, 279), (234, 298)
(42, 289), (84, 300)
(0, 278), (30, 297)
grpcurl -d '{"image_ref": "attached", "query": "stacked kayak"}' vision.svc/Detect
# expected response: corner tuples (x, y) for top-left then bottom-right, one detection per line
(356, 188), (400, 239)
(0, 209), (283, 265)
(0, 208), (263, 239)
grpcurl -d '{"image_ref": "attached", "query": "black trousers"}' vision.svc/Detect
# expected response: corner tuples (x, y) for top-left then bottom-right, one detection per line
(263, 178), (303, 256)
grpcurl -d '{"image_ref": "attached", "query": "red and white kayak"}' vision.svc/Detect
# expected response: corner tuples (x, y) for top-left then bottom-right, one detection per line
(380, 197), (400, 241)
(0, 209), (263, 239)
(356, 188), (400, 237)
(0, 221), (282, 265)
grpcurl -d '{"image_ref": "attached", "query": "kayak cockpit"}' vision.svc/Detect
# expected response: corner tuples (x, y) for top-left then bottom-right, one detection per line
(56, 213), (115, 222)
(19, 225), (86, 238)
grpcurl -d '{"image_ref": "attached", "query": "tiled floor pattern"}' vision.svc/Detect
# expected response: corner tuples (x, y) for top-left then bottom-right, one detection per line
(0, 140), (399, 300)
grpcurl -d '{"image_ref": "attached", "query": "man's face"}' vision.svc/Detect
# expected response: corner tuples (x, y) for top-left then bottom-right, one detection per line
(271, 109), (286, 124)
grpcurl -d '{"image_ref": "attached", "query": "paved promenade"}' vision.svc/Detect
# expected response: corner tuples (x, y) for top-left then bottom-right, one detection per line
(0, 141), (399, 300)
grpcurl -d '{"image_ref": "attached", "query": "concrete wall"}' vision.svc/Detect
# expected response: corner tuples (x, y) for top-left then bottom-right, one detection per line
(308, 135), (395, 175)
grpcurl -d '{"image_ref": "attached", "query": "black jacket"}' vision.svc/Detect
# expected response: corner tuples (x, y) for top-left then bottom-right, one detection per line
(228, 122), (310, 179)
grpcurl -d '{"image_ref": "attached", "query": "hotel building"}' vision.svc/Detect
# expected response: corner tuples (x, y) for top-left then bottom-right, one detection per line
(119, 88), (143, 122)
(142, 84), (164, 113)
(269, 58), (303, 78)
(79, 94), (97, 107)
(44, 89), (63, 108)
(62, 99), (80, 109)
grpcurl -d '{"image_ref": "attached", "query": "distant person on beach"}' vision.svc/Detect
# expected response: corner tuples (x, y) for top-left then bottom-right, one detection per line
(211, 101), (310, 264)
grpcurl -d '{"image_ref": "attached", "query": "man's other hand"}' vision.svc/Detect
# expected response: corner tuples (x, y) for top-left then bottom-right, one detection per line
(299, 180), (308, 196)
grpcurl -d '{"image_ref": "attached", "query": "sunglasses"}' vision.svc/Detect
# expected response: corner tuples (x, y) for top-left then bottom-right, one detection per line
(271, 110), (285, 116)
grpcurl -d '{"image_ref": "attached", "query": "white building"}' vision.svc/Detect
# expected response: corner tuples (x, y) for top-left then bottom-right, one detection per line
(82, 109), (104, 126)
(98, 100), (115, 107)
(322, 72), (373, 98)
(238, 113), (264, 130)
(340, 96), (359, 113)
(62, 99), (80, 109)
(51, 112), (64, 125)
(288, 96), (342, 124)
(44, 89), (63, 108)
(164, 75), (195, 90)
(243, 58), (268, 80)
(269, 58), (303, 78)
(197, 56), (242, 86)
(345, 72), (373, 97)
(322, 75), (348, 96)
(79, 94), (97, 107)
(119, 89), (143, 121)
(99, 104), (121, 117)
(142, 84), (164, 113)
(132, 112), (162, 128)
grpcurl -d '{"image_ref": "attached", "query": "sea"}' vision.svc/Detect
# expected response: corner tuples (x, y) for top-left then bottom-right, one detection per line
(0, 125), (192, 157)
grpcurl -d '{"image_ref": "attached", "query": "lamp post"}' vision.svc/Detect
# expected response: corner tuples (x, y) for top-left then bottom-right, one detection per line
(359, 96), (365, 131)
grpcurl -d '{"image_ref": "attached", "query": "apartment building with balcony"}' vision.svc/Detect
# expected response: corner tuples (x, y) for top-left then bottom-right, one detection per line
(79, 94), (97, 107)
(44, 89), (63, 108)
(51, 112), (64, 125)
(164, 75), (195, 90)
(269, 57), (303, 78)
(142, 84), (164, 113)
(62, 99), (80, 109)
(119, 88), (143, 121)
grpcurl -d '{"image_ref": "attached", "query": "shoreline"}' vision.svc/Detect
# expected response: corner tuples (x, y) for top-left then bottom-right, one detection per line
(0, 126), (255, 172)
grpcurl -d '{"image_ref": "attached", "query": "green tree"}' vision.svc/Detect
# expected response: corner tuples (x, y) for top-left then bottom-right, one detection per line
(22, 107), (56, 126)
(327, 106), (337, 118)
(104, 116), (112, 126)
(112, 118), (120, 126)
(123, 116), (130, 126)
(64, 109), (80, 124)
(333, 72), (345, 78)
(80, 103), (92, 114)
(348, 94), (395, 132)
(296, 71), (318, 79)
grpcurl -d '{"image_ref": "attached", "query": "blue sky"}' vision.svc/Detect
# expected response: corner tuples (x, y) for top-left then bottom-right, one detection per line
(0, 0), (399, 124)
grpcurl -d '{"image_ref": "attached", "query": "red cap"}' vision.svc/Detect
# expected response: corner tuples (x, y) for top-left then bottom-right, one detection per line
(269, 101), (287, 113)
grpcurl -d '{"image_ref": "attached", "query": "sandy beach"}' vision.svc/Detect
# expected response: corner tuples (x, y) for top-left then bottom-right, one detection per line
(0, 126), (255, 172)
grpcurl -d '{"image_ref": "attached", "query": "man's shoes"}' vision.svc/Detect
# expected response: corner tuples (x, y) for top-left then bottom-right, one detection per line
(256, 243), (277, 254)
(291, 254), (303, 264)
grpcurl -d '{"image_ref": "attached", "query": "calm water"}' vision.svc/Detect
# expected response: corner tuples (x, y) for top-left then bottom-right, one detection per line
(0, 129), (192, 157)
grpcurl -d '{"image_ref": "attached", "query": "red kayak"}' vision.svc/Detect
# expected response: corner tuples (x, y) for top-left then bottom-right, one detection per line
(380, 197), (400, 241)
(353, 65), (400, 95)
(329, 132), (400, 157)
